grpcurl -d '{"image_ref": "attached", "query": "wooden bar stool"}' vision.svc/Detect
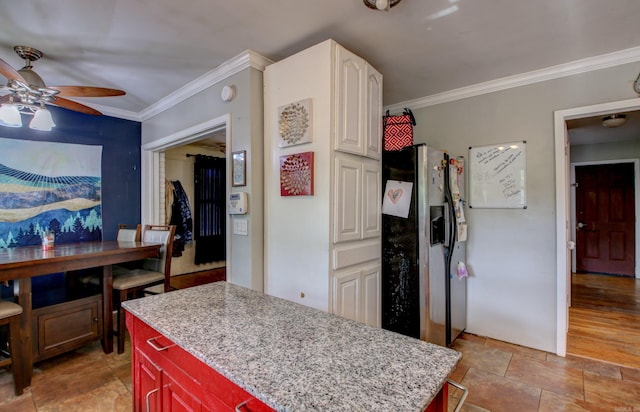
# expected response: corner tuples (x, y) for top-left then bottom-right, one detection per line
(0, 300), (27, 396)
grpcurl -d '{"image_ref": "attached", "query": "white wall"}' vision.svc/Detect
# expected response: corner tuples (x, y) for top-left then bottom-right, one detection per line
(571, 139), (640, 163)
(263, 40), (333, 311)
(141, 61), (267, 291)
(409, 62), (640, 352)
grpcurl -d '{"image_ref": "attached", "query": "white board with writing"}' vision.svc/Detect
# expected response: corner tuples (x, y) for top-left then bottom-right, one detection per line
(468, 141), (526, 209)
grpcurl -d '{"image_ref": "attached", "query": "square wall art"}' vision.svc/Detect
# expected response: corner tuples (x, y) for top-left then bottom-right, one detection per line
(280, 152), (314, 196)
(278, 98), (312, 147)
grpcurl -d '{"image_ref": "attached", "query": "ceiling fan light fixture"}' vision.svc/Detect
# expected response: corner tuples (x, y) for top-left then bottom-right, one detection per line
(0, 45), (124, 122)
(29, 106), (55, 131)
(363, 0), (401, 11)
(0, 103), (23, 127)
(376, 0), (389, 10)
(601, 114), (627, 128)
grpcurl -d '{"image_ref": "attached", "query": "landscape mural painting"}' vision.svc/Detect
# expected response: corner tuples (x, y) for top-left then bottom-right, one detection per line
(0, 137), (102, 249)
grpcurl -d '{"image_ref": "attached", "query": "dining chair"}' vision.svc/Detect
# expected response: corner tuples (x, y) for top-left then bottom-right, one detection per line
(112, 224), (143, 275)
(116, 223), (141, 242)
(0, 300), (27, 396)
(112, 224), (176, 353)
(78, 223), (143, 286)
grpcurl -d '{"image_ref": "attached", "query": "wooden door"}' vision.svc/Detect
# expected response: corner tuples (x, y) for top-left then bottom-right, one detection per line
(576, 163), (635, 276)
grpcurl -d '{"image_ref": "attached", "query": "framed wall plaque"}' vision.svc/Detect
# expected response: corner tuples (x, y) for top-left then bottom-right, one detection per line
(280, 151), (314, 196)
(278, 98), (313, 148)
(232, 150), (246, 187)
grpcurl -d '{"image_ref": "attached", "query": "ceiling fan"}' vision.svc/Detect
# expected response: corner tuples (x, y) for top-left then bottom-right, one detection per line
(0, 45), (125, 130)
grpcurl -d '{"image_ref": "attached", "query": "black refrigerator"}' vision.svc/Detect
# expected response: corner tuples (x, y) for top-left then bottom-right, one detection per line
(381, 144), (467, 346)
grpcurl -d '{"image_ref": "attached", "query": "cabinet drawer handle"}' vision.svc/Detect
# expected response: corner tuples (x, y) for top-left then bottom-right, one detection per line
(146, 336), (176, 351)
(235, 399), (250, 411)
(446, 379), (468, 412)
(145, 387), (159, 412)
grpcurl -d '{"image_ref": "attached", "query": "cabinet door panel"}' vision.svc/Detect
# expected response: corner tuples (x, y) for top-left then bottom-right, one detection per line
(334, 155), (362, 243)
(333, 270), (360, 321)
(362, 265), (381, 328)
(335, 46), (365, 155)
(32, 295), (102, 362)
(163, 370), (203, 412)
(366, 65), (383, 159)
(134, 348), (162, 412)
(362, 159), (381, 239)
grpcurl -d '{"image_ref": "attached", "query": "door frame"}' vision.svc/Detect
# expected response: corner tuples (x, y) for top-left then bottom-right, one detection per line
(570, 159), (639, 277)
(554, 97), (640, 356)
(141, 114), (232, 280)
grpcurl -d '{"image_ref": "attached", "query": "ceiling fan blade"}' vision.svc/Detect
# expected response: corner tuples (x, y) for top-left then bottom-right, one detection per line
(51, 96), (102, 115)
(0, 58), (27, 84)
(50, 86), (125, 97)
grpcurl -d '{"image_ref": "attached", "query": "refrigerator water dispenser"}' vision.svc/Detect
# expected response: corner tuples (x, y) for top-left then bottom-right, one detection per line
(430, 205), (445, 246)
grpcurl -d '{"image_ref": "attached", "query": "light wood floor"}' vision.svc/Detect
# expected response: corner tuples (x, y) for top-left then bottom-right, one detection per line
(568, 273), (640, 368)
(169, 267), (226, 290)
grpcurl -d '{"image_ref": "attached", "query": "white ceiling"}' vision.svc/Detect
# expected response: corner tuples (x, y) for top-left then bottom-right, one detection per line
(1, 0), (640, 124)
(567, 110), (640, 146)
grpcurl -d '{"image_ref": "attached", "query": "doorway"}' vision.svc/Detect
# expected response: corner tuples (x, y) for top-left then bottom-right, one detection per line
(164, 141), (227, 278)
(554, 98), (640, 356)
(141, 114), (233, 281)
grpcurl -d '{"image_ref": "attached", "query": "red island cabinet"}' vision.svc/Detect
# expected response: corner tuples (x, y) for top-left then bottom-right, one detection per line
(127, 311), (449, 411)
(126, 312), (273, 412)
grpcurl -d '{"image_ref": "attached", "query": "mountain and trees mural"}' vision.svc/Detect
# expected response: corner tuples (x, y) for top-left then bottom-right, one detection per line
(0, 138), (102, 248)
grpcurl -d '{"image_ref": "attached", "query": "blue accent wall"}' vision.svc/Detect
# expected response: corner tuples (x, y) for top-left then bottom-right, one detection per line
(0, 105), (141, 241)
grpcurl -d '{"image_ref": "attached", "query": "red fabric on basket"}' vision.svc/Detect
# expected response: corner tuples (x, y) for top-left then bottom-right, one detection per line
(383, 111), (414, 151)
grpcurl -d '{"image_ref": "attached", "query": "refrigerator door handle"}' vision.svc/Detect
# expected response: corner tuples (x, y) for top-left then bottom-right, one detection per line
(443, 201), (451, 246)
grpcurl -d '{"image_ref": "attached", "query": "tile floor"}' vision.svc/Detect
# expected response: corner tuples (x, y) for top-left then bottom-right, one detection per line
(0, 338), (132, 412)
(1, 331), (639, 411)
(449, 333), (640, 411)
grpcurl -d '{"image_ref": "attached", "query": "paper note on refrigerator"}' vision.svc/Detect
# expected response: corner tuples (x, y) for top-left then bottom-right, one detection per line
(457, 222), (468, 242)
(382, 180), (413, 218)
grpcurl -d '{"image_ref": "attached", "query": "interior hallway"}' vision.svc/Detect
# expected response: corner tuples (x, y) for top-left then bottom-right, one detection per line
(568, 273), (640, 368)
(1, 271), (639, 411)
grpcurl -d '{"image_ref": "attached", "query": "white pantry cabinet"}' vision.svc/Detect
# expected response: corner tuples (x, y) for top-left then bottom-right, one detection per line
(264, 39), (382, 327)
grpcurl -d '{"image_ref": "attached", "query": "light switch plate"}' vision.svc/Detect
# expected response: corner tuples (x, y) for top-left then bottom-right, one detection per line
(233, 219), (248, 236)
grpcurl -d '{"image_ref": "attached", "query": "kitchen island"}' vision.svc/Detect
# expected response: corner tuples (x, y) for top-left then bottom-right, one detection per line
(123, 281), (462, 411)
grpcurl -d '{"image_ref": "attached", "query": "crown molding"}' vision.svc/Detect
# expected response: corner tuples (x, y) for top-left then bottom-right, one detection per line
(90, 103), (141, 122)
(137, 50), (273, 122)
(386, 46), (640, 113)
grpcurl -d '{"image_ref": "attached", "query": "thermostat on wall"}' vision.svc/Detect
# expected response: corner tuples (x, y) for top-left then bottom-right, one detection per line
(228, 192), (248, 214)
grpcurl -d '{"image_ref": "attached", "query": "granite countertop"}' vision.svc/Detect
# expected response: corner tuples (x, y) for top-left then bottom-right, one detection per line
(122, 281), (461, 411)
